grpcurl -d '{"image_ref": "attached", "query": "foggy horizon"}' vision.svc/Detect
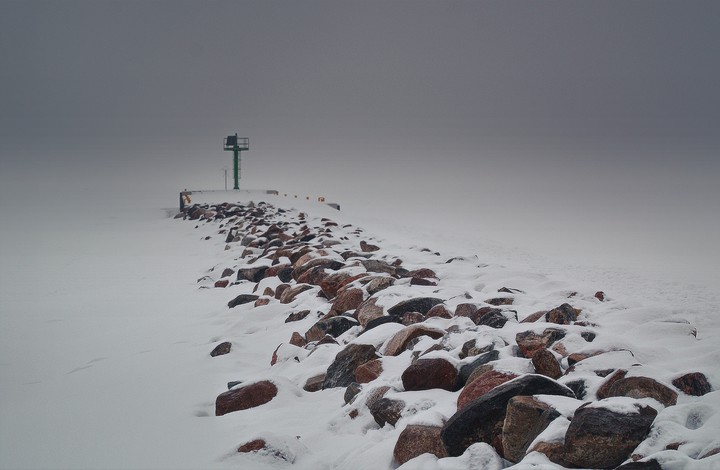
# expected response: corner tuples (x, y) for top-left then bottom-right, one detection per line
(1, 0), (719, 286)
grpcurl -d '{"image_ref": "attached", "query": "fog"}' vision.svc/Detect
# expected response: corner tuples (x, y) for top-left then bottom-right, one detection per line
(1, 0), (719, 286)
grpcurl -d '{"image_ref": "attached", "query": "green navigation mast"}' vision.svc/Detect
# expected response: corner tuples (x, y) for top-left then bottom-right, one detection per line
(223, 134), (249, 190)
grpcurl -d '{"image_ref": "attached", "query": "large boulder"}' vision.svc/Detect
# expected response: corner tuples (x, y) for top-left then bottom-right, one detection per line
(608, 376), (678, 407)
(215, 380), (278, 416)
(394, 425), (448, 465)
(322, 344), (379, 389)
(402, 358), (458, 392)
(563, 401), (658, 469)
(502, 396), (562, 463)
(441, 374), (575, 457)
(457, 370), (518, 410)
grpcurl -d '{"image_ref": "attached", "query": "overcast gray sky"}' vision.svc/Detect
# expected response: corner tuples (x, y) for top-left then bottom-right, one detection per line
(1, 0), (719, 283)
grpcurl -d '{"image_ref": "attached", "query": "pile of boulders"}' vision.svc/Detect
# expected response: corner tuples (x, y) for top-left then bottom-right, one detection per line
(178, 201), (715, 469)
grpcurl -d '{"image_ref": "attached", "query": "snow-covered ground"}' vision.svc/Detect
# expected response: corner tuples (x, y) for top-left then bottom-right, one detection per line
(1, 189), (718, 469)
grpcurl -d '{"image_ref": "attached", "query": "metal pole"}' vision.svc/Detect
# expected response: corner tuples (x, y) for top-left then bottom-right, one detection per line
(223, 168), (228, 190)
(233, 133), (239, 190)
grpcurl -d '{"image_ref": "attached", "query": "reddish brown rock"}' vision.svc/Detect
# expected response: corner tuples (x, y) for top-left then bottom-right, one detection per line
(270, 344), (282, 366)
(254, 297), (270, 307)
(316, 334), (338, 346)
(365, 385), (391, 409)
(672, 372), (712, 396)
(502, 396), (562, 463)
(262, 286), (275, 297)
(597, 369), (628, 399)
(237, 439), (266, 453)
(296, 266), (331, 286)
(318, 272), (352, 298)
(360, 240), (380, 252)
(356, 298), (384, 327)
(274, 283), (290, 300)
(457, 370), (518, 410)
(455, 303), (481, 318)
(402, 358), (457, 392)
(383, 324), (444, 356)
(405, 268), (437, 279)
(426, 304), (452, 319)
(595, 291), (606, 301)
(393, 425), (448, 465)
(609, 376), (678, 406)
(210, 341), (232, 357)
(515, 328), (566, 359)
(365, 276), (395, 296)
(303, 373), (326, 392)
(521, 310), (548, 323)
(528, 441), (569, 466)
(567, 350), (606, 366)
(214, 279), (230, 288)
(401, 311), (425, 325)
(410, 277), (437, 286)
(293, 258), (344, 282)
(289, 332), (306, 347)
(216, 380), (278, 416)
(532, 349), (562, 379)
(285, 309), (311, 323)
(331, 288), (364, 313)
(485, 297), (514, 306)
(265, 264), (292, 281)
(355, 359), (383, 383)
(545, 303), (577, 325)
(221, 268), (235, 278)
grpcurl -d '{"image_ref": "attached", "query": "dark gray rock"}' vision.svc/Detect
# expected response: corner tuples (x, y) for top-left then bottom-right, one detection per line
(456, 350), (500, 388)
(387, 297), (444, 317)
(210, 341), (232, 357)
(563, 402), (658, 469)
(441, 374), (575, 457)
(322, 344), (379, 389)
(369, 397), (405, 427)
(227, 294), (260, 308)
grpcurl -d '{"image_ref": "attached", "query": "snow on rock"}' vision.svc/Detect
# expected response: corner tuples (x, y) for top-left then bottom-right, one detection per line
(170, 198), (719, 469)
